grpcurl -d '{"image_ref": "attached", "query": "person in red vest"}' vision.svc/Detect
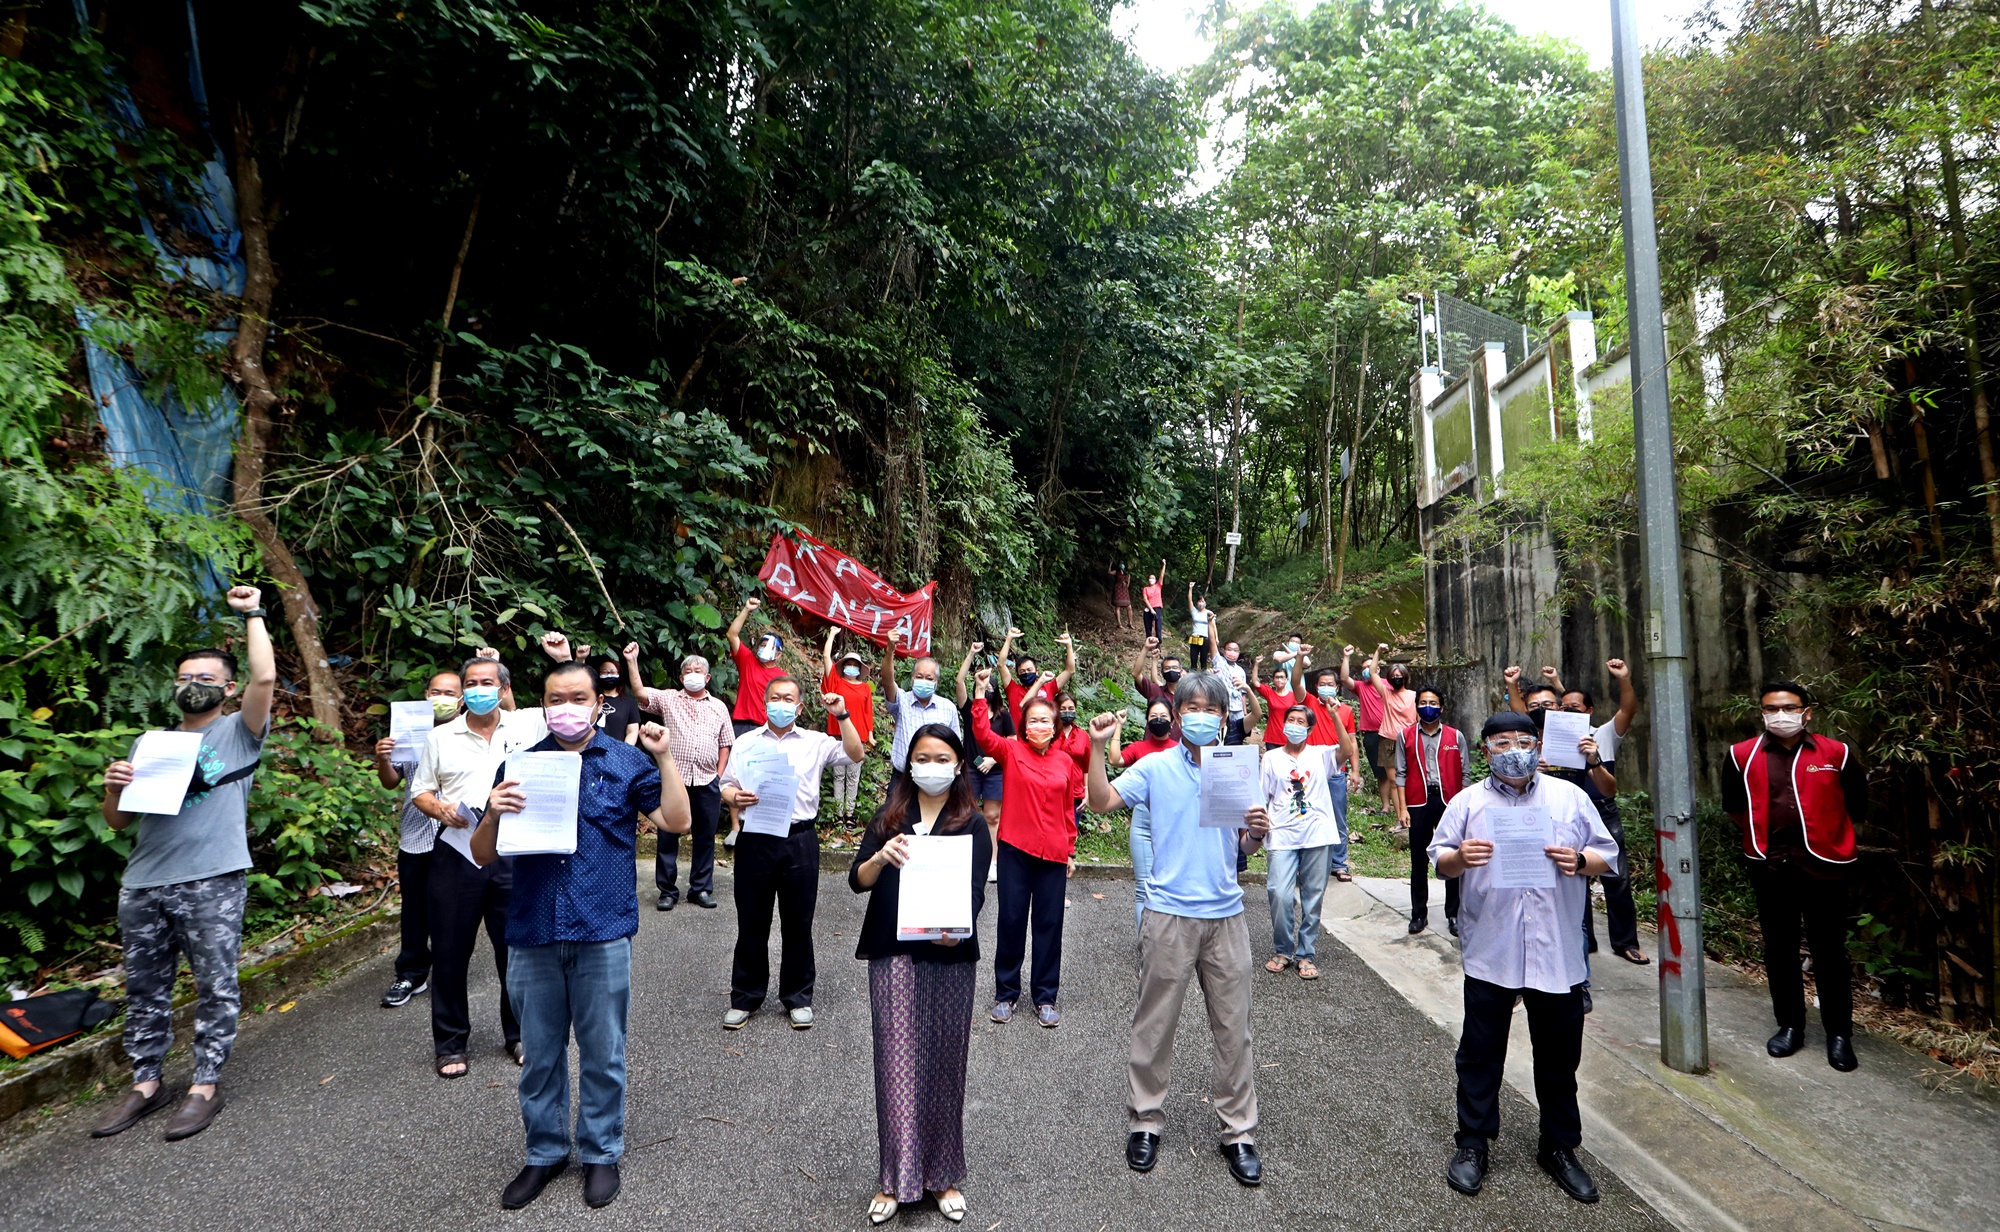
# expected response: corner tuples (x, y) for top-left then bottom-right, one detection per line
(1721, 681), (1868, 1072)
(1395, 687), (1467, 936)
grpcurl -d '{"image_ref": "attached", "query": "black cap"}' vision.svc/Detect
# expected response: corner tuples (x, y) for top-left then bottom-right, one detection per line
(1480, 711), (1537, 740)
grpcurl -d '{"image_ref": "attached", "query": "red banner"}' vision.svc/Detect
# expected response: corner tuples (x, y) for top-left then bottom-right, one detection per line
(757, 532), (936, 657)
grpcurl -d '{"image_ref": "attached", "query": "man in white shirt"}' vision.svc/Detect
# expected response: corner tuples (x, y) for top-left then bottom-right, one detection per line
(1427, 712), (1618, 1206)
(879, 627), (961, 788)
(717, 676), (865, 1030)
(1218, 641), (1252, 746)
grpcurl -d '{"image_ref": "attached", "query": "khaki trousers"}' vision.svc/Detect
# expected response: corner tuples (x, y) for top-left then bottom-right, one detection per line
(1127, 908), (1258, 1144)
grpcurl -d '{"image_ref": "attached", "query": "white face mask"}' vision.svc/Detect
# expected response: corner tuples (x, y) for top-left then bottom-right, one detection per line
(909, 762), (958, 796)
(683, 673), (708, 693)
(1763, 711), (1805, 738)
(755, 644), (778, 663)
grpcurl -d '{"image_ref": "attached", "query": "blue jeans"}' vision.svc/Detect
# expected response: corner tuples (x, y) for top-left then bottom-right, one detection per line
(1129, 803), (1153, 932)
(1266, 846), (1332, 960)
(507, 937), (631, 1165)
(1328, 777), (1351, 872)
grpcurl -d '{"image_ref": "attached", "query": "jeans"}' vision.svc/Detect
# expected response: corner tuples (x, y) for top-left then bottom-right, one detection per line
(507, 937), (632, 1166)
(1142, 608), (1162, 640)
(395, 847), (432, 983)
(1266, 846), (1331, 961)
(1328, 776), (1351, 872)
(1130, 804), (1154, 931)
(656, 779), (722, 901)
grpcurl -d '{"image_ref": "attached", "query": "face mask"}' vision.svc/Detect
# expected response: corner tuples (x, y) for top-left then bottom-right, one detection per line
(1059, 710), (1077, 725)
(1146, 716), (1173, 737)
(598, 675), (620, 689)
(1763, 711), (1805, 739)
(755, 642), (779, 663)
(909, 762), (958, 795)
(911, 678), (937, 700)
(173, 682), (226, 715)
(1287, 640), (1300, 653)
(1528, 707), (1548, 733)
(463, 685), (502, 715)
(1359, 668), (1371, 681)
(1489, 748), (1539, 780)
(1317, 686), (1336, 701)
(683, 673), (708, 693)
(842, 664), (862, 679)
(1283, 722), (1311, 746)
(1018, 669), (1039, 686)
(1223, 649), (1239, 663)
(1417, 704), (1441, 723)
(1024, 718), (1055, 747)
(765, 700), (798, 729)
(1179, 712), (1222, 746)
(546, 703), (595, 741)
(1162, 669), (1183, 685)
(1387, 675), (1406, 691)
(430, 696), (461, 721)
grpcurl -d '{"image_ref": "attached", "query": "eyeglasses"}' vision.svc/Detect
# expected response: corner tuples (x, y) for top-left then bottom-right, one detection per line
(174, 671), (225, 684)
(1484, 737), (1539, 753)
(1760, 703), (1805, 715)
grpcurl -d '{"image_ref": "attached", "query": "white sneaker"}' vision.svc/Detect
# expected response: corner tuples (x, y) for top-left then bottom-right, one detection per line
(722, 1008), (752, 1030)
(788, 1006), (815, 1030)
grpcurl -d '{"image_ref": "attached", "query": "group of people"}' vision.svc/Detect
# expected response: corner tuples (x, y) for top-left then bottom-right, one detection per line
(86, 579), (1872, 1222)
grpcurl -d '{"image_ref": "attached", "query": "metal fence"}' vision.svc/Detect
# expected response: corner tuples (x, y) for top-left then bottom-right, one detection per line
(1431, 291), (1529, 380)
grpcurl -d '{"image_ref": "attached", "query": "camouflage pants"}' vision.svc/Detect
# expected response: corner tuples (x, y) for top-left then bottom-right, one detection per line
(117, 871), (248, 1086)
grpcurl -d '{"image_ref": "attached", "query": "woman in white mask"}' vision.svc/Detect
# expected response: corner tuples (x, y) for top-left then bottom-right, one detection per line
(850, 726), (991, 1226)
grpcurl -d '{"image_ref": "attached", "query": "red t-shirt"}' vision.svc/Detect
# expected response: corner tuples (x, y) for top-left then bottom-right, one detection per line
(1256, 683), (1304, 745)
(1141, 583), (1163, 609)
(731, 640), (789, 723)
(822, 668), (876, 744)
(1344, 674), (1386, 732)
(1121, 734), (1178, 766)
(1305, 696), (1355, 746)
(972, 699), (1084, 863)
(1005, 677), (1059, 729)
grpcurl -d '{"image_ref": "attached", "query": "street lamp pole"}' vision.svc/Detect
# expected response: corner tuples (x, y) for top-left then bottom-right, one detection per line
(1610, 0), (1709, 1074)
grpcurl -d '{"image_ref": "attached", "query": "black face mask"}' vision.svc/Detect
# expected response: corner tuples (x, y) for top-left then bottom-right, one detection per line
(1162, 669), (1183, 685)
(598, 676), (620, 689)
(1387, 675), (1407, 691)
(1058, 711), (1076, 726)
(1528, 706), (1549, 733)
(173, 682), (226, 715)
(1146, 716), (1173, 738)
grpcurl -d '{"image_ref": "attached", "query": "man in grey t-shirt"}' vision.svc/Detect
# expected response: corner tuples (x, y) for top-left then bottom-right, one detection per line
(94, 585), (275, 1143)
(372, 670), (464, 1008)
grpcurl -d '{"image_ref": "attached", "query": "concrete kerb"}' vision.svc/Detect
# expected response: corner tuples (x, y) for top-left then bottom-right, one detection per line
(0, 910), (398, 1135)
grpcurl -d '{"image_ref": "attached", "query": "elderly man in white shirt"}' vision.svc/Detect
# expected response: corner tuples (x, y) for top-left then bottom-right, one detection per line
(1427, 710), (1618, 1207)
(718, 675), (865, 1031)
(878, 627), (961, 786)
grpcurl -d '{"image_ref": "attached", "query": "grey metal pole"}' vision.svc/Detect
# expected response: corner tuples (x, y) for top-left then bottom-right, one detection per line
(1610, 0), (1708, 1074)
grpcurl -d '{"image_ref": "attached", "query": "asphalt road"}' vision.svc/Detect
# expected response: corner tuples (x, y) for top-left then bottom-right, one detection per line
(2, 867), (1668, 1232)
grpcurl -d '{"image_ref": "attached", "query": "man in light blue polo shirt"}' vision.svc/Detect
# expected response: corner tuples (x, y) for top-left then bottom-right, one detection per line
(879, 627), (961, 786)
(1086, 671), (1272, 1189)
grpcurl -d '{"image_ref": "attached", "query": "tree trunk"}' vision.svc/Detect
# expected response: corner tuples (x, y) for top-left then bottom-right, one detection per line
(1334, 324), (1370, 590)
(1319, 331), (1340, 573)
(228, 118), (344, 735)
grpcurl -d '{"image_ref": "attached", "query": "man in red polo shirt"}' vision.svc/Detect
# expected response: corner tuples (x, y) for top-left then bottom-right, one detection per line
(997, 626), (1075, 728)
(1338, 645), (1389, 812)
(1721, 681), (1869, 1073)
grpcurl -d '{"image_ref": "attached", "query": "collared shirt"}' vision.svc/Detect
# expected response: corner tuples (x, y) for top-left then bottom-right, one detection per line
(1220, 660), (1248, 718)
(634, 685), (735, 785)
(501, 732), (661, 947)
(1718, 732), (1868, 876)
(885, 684), (962, 770)
(719, 724), (858, 821)
(971, 699), (1083, 863)
(1427, 773), (1618, 994)
(390, 754), (433, 854)
(409, 708), (549, 862)
(1394, 724), (1445, 788)
(1109, 743), (1243, 919)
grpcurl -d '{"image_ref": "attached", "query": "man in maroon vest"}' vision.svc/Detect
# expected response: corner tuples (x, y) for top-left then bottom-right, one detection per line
(1721, 681), (1868, 1072)
(1395, 687), (1467, 936)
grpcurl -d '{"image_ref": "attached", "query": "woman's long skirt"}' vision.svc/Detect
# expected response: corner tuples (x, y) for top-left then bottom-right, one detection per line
(869, 954), (977, 1201)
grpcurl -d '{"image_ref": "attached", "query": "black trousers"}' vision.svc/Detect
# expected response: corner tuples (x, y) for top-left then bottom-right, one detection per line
(656, 779), (723, 901)
(394, 847), (432, 983)
(1225, 717), (1246, 746)
(731, 822), (820, 1011)
(1407, 799), (1460, 921)
(1142, 608), (1162, 640)
(1748, 858), (1853, 1035)
(1582, 810), (1640, 954)
(994, 840), (1067, 1006)
(428, 844), (518, 1056)
(1455, 976), (1585, 1150)
(1187, 640), (1212, 670)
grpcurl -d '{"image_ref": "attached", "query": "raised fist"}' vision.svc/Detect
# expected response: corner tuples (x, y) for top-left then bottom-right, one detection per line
(1503, 665), (1523, 683)
(1005, 626), (1023, 640)
(540, 631), (571, 660)
(887, 628), (907, 646)
(1606, 658), (1629, 678)
(1145, 636), (1159, 649)
(1541, 665), (1560, 680)
(743, 597), (762, 613)
(1341, 644), (1357, 658)
(225, 585), (263, 613)
(821, 692), (848, 719)
(969, 641), (985, 653)
(1088, 712), (1121, 742)
(622, 641), (640, 661)
(974, 667), (994, 688)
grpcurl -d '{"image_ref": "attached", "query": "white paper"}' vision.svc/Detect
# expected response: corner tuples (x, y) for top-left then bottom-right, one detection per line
(389, 700), (435, 763)
(738, 750), (800, 837)
(895, 834), (974, 940)
(1489, 805), (1557, 890)
(119, 730), (206, 815)
(1538, 710), (1592, 770)
(493, 751), (582, 856)
(1199, 744), (1260, 829)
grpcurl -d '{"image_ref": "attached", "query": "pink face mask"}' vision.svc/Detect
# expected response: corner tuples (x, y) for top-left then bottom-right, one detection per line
(1024, 718), (1056, 748)
(547, 702), (595, 740)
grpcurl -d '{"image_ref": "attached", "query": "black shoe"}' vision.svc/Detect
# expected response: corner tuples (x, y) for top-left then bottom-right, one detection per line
(1582, 987), (1594, 1015)
(1827, 1034), (1858, 1072)
(1446, 917), (1459, 938)
(691, 890), (717, 909)
(1409, 913), (1428, 935)
(1220, 1142), (1261, 1187)
(1126, 1131), (1160, 1172)
(1446, 1145), (1488, 1195)
(1537, 1144), (1600, 1204)
(380, 977), (427, 1008)
(583, 1161), (621, 1208)
(656, 894), (677, 911)
(501, 1160), (569, 1210)
(1766, 1026), (1805, 1058)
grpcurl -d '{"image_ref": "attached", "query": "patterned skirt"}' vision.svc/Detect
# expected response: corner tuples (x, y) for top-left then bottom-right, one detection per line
(869, 954), (977, 1201)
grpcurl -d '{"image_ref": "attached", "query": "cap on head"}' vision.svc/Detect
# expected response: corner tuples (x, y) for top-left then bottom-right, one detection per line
(1480, 711), (1537, 741)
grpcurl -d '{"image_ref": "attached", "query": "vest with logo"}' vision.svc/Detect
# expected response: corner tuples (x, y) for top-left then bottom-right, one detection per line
(1401, 724), (1466, 808)
(1728, 733), (1856, 863)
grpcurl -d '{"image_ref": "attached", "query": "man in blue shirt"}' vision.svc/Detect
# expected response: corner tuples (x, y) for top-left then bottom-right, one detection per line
(473, 661), (691, 1211)
(1085, 672), (1273, 1188)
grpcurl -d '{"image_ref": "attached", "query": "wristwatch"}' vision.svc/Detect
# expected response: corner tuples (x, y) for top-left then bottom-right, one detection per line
(241, 607), (268, 621)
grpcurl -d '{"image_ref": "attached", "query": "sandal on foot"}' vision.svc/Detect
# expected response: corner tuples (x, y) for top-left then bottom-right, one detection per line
(1297, 959), (1320, 980)
(436, 1054), (469, 1079)
(1264, 955), (1290, 974)
(1334, 869), (1353, 882)
(507, 1040), (525, 1067)
(867, 1193), (899, 1225)
(934, 1189), (967, 1223)
(1616, 946), (1652, 966)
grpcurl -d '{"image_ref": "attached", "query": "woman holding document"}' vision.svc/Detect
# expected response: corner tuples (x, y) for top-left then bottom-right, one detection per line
(849, 725), (991, 1225)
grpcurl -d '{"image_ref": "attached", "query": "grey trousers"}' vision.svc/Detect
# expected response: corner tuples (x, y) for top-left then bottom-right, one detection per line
(1127, 909), (1258, 1144)
(117, 871), (248, 1086)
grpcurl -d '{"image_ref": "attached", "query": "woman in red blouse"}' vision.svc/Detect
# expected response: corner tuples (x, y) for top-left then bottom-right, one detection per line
(971, 669), (1082, 1029)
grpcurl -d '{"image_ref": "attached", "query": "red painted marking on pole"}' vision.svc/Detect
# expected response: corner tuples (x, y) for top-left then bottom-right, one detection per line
(1660, 959), (1681, 978)
(1655, 862), (1684, 958)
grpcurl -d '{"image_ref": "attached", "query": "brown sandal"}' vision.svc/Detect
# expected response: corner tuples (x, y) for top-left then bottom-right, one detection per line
(1297, 960), (1320, 980)
(1264, 955), (1291, 973)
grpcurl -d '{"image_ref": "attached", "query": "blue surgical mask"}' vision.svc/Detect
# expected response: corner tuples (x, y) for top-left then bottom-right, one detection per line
(1283, 722), (1310, 746)
(1317, 686), (1336, 701)
(1489, 748), (1538, 780)
(765, 701), (798, 730)
(1359, 667), (1371, 680)
(841, 664), (862, 679)
(1417, 704), (1441, 723)
(463, 685), (501, 715)
(1179, 712), (1222, 746)
(911, 678), (937, 700)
